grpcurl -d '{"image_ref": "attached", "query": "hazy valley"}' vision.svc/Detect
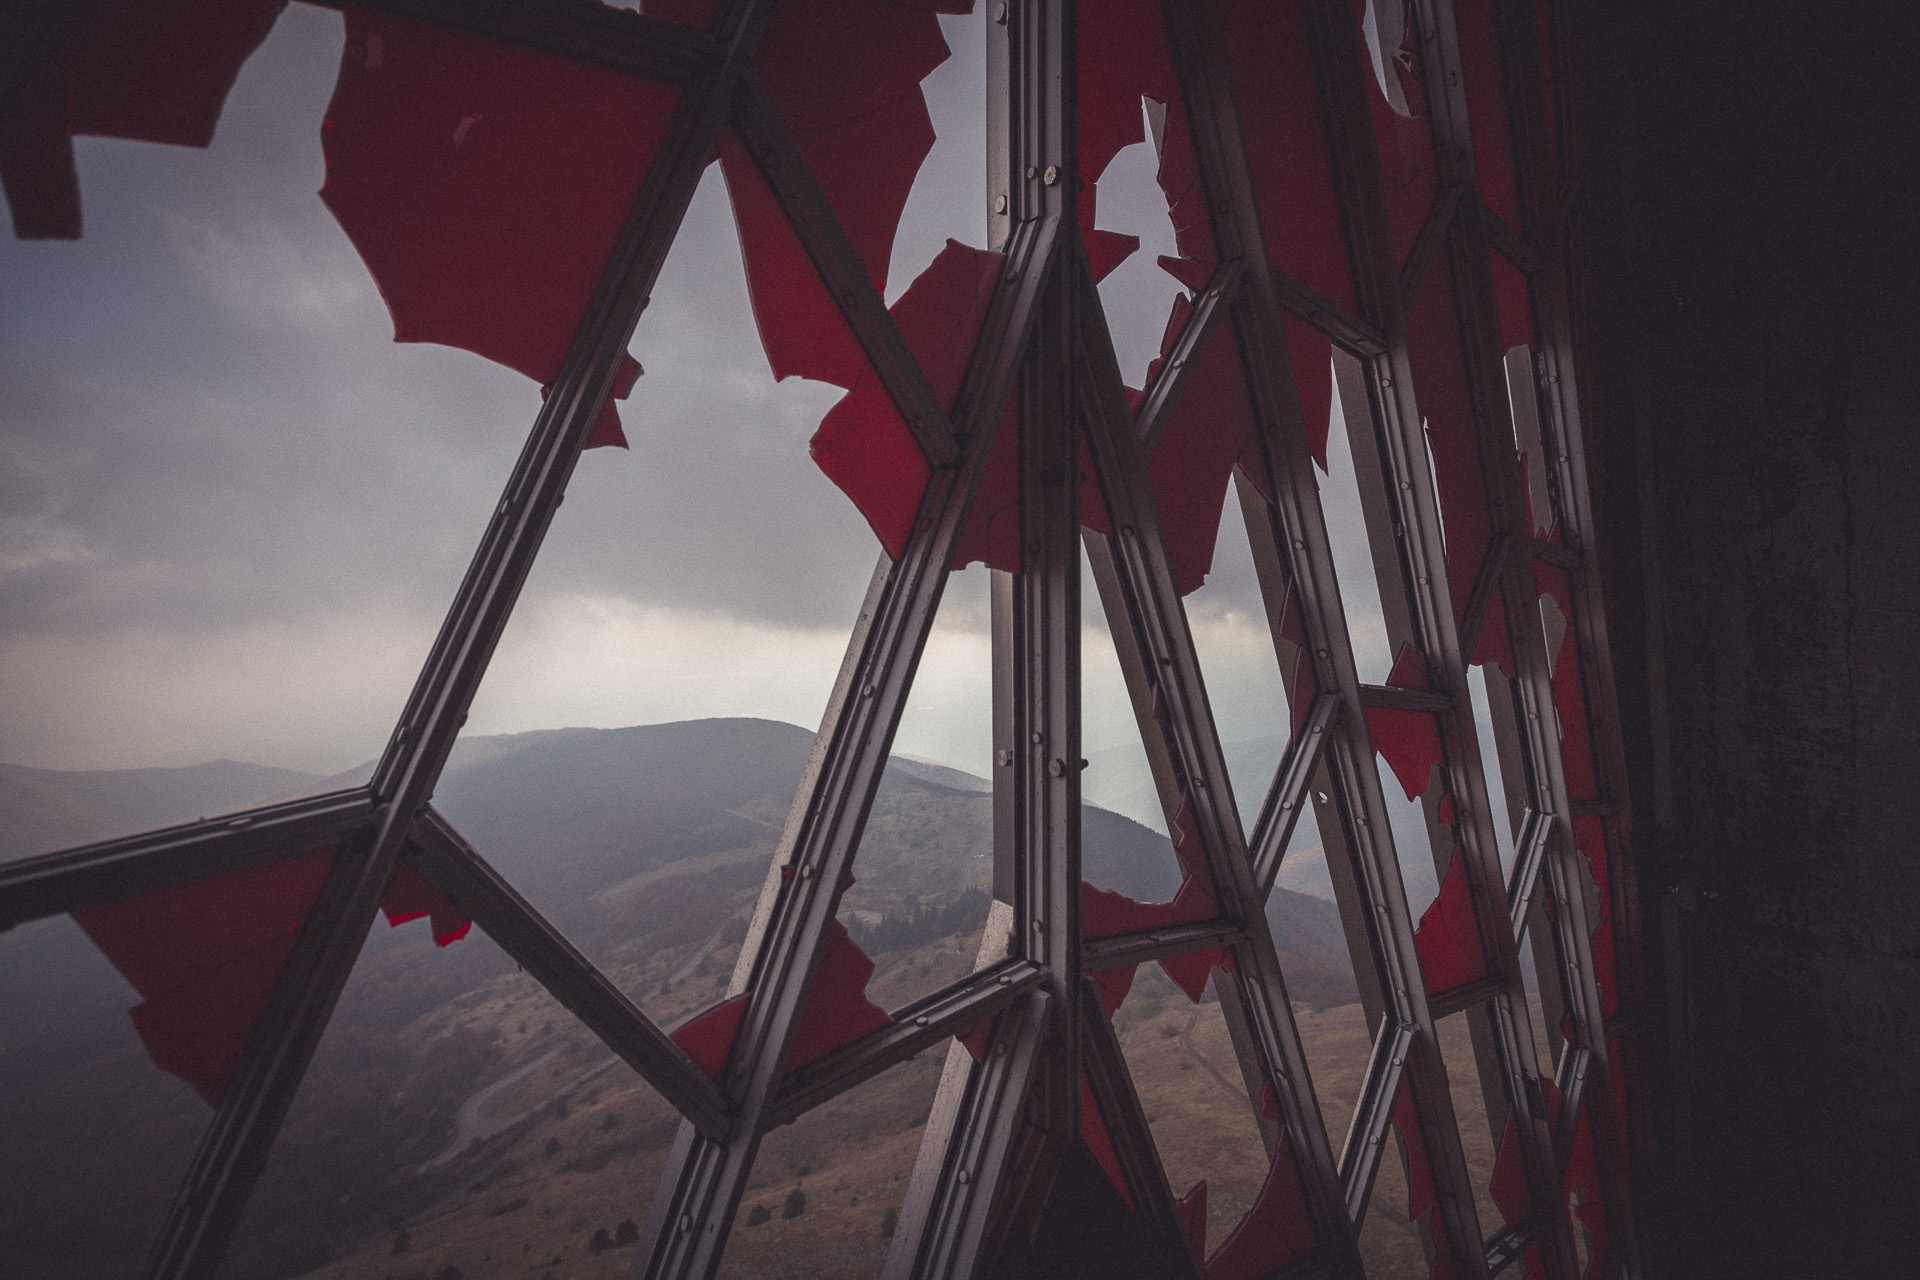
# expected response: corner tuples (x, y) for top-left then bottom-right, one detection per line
(0, 719), (1508, 1280)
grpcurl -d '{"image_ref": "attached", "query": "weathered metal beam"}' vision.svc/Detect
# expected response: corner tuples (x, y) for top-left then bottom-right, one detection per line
(1270, 267), (1390, 357)
(766, 958), (1044, 1129)
(1137, 256), (1245, 452)
(1080, 918), (1245, 974)
(403, 808), (731, 1141)
(0, 788), (374, 931)
(1506, 807), (1553, 942)
(882, 3), (1081, 1272)
(1357, 684), (1455, 714)
(1339, 1017), (1417, 1224)
(1249, 692), (1341, 898)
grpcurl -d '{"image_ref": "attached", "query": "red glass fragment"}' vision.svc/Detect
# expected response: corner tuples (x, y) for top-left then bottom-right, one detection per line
(1219, 0), (1359, 315)
(1454, 0), (1521, 228)
(669, 922), (892, 1080)
(320, 10), (678, 395)
(1387, 639), (1432, 691)
(1177, 1180), (1208, 1262)
(1490, 248), (1536, 353)
(1413, 849), (1488, 996)
(381, 861), (474, 946)
(1079, 799), (1222, 1005)
(1149, 311), (1259, 594)
(1490, 1077), (1564, 1280)
(754, 0), (950, 135)
(0, 38), (82, 238)
(716, 131), (864, 390)
(1079, 1076), (1134, 1208)
(785, 920), (894, 1069)
(1360, 1), (1439, 271)
(811, 240), (1003, 558)
(672, 993), (748, 1078)
(1368, 706), (1444, 801)
(73, 847), (337, 1105)
(1407, 269), (1497, 634)
(1205, 1134), (1316, 1279)
(1281, 315), (1333, 475)
(1391, 1076), (1459, 1280)
(722, 82), (936, 386)
(1086, 227), (1142, 283)
(1472, 583), (1518, 676)
(1, 0), (285, 240)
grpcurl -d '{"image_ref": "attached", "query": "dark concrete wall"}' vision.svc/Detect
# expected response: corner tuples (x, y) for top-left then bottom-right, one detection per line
(1581, 4), (1920, 1275)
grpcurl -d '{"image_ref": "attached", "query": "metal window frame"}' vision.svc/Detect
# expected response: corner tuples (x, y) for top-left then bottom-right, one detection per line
(0, 1), (1646, 1277)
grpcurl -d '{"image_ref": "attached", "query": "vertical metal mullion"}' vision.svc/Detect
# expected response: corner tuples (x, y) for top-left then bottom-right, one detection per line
(138, 9), (774, 1276)
(1164, 1), (1494, 1273)
(1077, 274), (1360, 1278)
(1411, 1), (1639, 1272)
(878, 5), (1078, 1276)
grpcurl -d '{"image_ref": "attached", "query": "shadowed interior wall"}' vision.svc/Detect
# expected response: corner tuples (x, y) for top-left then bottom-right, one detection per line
(1582, 3), (1920, 1275)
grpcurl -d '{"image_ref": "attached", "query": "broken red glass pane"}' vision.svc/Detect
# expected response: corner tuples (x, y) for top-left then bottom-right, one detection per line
(1407, 270), (1497, 636)
(1220, 0), (1360, 318)
(319, 9), (679, 449)
(1, 0), (285, 239)
(1368, 643), (1446, 800)
(1391, 1074), (1460, 1280)
(1148, 312), (1259, 595)
(670, 920), (892, 1079)
(380, 861), (473, 947)
(1490, 1076), (1564, 1280)
(810, 239), (1004, 560)
(72, 848), (336, 1105)
(1205, 1131), (1317, 1278)
(1413, 848), (1489, 996)
(1360, 0), (1439, 272)
(1453, 0), (1521, 228)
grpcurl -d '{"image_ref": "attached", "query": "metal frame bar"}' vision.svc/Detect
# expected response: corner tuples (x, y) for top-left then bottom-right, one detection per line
(403, 808), (731, 1139)
(881, 4), (1085, 1273)
(0, 788), (374, 930)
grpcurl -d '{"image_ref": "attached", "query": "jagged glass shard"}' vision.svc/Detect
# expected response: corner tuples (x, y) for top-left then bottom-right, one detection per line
(318, 10), (679, 448)
(1359, 0), (1439, 271)
(1406, 270), (1501, 654)
(809, 239), (1009, 562)
(1411, 849), (1488, 997)
(0, 0), (285, 239)
(1454, 0), (1522, 228)
(1219, 0), (1361, 319)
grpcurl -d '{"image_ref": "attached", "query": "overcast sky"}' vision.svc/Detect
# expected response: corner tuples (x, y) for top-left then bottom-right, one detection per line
(0, 5), (1399, 787)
